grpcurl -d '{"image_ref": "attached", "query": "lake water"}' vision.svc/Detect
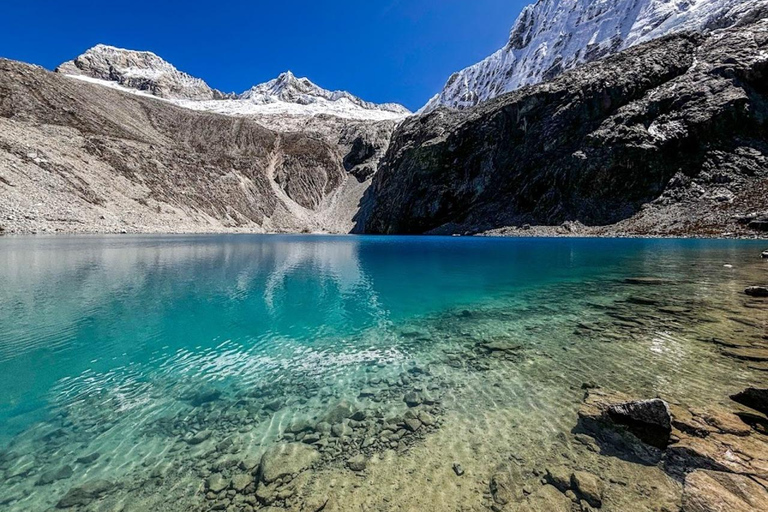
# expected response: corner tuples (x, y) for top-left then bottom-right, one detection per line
(0, 235), (766, 511)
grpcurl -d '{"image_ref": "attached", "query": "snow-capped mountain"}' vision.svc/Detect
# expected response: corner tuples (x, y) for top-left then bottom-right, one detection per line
(57, 46), (410, 121)
(239, 71), (409, 115)
(422, 0), (768, 112)
(56, 44), (229, 101)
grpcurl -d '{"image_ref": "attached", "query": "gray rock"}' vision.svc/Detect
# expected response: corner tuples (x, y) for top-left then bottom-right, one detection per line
(322, 401), (356, 424)
(207, 473), (228, 493)
(187, 429), (212, 445)
(403, 392), (422, 407)
(404, 418), (422, 432)
(230, 473), (252, 492)
(452, 463), (464, 476)
(347, 454), (367, 472)
(331, 423), (352, 437)
(258, 443), (319, 484)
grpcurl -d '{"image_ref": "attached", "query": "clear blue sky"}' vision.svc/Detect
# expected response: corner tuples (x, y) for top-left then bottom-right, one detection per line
(0, 0), (528, 111)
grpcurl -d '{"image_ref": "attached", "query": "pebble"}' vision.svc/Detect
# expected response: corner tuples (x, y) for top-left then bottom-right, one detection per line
(453, 463), (465, 476)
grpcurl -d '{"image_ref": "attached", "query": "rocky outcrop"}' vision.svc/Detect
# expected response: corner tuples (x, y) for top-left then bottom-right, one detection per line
(576, 389), (768, 511)
(363, 20), (768, 236)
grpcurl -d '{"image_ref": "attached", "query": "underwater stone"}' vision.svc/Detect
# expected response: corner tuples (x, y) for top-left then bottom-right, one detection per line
(571, 471), (604, 508)
(36, 465), (73, 486)
(207, 473), (228, 493)
(745, 286), (768, 297)
(682, 469), (768, 512)
(259, 443), (319, 484)
(230, 473), (252, 492)
(730, 387), (768, 416)
(322, 401), (356, 424)
(403, 392), (422, 407)
(75, 452), (100, 465)
(56, 479), (115, 508)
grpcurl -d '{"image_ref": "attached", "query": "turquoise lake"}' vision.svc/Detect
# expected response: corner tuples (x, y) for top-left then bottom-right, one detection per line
(0, 235), (766, 511)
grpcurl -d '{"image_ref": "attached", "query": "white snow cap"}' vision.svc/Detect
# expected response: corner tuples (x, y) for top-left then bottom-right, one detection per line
(421, 0), (767, 113)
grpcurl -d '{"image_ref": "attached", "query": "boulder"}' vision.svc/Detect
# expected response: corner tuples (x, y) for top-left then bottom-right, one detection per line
(545, 466), (572, 492)
(230, 473), (253, 492)
(745, 286), (768, 297)
(207, 473), (228, 493)
(579, 390), (672, 452)
(682, 470), (768, 512)
(571, 471), (604, 508)
(403, 392), (422, 407)
(346, 454), (367, 472)
(259, 443), (319, 484)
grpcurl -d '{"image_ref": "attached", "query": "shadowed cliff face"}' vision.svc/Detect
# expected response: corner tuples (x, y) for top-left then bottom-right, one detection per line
(0, 59), (392, 234)
(362, 21), (768, 236)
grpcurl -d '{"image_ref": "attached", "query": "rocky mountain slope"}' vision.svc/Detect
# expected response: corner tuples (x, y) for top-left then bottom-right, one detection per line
(422, 0), (768, 112)
(0, 59), (393, 235)
(57, 45), (410, 121)
(361, 19), (768, 237)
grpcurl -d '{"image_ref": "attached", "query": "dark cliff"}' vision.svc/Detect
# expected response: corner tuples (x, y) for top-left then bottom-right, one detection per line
(362, 21), (768, 236)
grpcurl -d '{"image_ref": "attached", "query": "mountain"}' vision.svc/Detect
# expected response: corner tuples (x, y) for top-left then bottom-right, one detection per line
(56, 46), (410, 121)
(361, 19), (768, 237)
(56, 44), (230, 101)
(422, 0), (768, 112)
(239, 71), (409, 115)
(0, 58), (398, 235)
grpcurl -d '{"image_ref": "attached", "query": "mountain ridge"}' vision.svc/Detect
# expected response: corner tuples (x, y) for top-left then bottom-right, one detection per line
(56, 45), (410, 121)
(421, 0), (768, 112)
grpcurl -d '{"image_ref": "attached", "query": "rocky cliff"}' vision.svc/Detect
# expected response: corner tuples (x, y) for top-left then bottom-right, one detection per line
(362, 20), (768, 237)
(0, 59), (391, 234)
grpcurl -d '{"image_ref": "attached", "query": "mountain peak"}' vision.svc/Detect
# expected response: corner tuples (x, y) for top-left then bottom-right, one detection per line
(239, 73), (410, 115)
(56, 44), (229, 100)
(422, 0), (768, 112)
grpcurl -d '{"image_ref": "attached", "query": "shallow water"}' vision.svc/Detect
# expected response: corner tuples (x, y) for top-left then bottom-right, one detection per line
(0, 235), (766, 511)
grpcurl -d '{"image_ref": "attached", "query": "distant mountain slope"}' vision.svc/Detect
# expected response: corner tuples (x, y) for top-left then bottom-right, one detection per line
(0, 58), (391, 235)
(422, 0), (768, 112)
(56, 45), (410, 121)
(363, 19), (768, 237)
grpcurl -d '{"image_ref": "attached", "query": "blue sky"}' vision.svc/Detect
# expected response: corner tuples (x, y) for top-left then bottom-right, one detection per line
(0, 0), (528, 110)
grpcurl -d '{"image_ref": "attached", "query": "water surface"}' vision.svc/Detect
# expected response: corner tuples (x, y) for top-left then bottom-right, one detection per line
(0, 235), (766, 511)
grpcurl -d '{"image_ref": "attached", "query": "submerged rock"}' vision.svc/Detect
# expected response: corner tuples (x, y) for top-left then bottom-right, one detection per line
(571, 471), (604, 508)
(36, 465), (73, 486)
(56, 480), (114, 508)
(731, 388), (768, 416)
(745, 286), (768, 297)
(682, 470), (768, 512)
(258, 443), (319, 484)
